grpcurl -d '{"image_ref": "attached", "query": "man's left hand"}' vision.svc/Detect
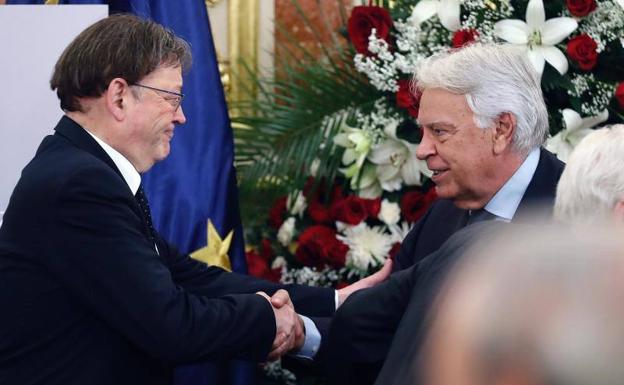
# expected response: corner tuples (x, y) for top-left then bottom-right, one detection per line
(336, 258), (393, 307)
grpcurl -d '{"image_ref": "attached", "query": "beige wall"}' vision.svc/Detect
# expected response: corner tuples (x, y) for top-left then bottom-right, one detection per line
(207, 0), (274, 106)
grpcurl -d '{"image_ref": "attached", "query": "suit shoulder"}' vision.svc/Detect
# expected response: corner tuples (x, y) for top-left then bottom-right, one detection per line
(13, 136), (126, 206)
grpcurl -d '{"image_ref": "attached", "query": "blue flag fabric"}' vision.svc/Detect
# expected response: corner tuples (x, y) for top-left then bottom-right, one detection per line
(8, 0), (255, 384)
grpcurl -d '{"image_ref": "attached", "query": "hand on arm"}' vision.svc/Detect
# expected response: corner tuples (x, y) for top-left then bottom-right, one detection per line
(336, 258), (393, 307)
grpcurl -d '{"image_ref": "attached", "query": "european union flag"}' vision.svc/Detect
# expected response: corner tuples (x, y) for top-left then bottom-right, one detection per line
(7, 0), (255, 384)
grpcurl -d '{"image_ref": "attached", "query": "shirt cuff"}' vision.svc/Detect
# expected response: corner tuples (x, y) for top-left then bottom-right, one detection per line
(335, 289), (340, 310)
(291, 315), (321, 360)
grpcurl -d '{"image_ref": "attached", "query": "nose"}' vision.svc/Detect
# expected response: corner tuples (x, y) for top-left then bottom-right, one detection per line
(416, 128), (435, 160)
(174, 105), (187, 125)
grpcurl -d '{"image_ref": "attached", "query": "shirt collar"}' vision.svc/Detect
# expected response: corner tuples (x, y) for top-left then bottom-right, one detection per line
(484, 148), (540, 222)
(83, 128), (141, 195)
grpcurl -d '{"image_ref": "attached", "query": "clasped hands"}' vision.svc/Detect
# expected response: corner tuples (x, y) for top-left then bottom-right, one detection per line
(256, 289), (304, 361)
(256, 258), (393, 361)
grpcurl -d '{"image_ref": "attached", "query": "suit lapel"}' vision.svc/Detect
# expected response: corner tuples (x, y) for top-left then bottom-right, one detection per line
(514, 148), (565, 220)
(52, 116), (156, 243)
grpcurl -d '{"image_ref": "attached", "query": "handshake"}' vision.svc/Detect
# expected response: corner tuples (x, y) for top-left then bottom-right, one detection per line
(256, 259), (393, 361)
(256, 289), (306, 361)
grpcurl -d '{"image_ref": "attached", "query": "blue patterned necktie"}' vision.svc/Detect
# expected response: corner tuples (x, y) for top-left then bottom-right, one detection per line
(135, 186), (157, 249)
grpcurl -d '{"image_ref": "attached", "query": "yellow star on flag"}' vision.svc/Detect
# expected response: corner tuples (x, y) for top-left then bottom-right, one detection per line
(190, 220), (233, 271)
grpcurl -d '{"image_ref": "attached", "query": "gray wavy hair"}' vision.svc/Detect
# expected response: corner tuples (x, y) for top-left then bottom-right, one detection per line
(414, 43), (548, 156)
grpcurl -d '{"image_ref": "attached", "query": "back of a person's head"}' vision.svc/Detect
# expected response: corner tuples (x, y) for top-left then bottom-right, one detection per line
(555, 124), (624, 224)
(423, 223), (624, 385)
(414, 43), (548, 155)
(50, 13), (191, 113)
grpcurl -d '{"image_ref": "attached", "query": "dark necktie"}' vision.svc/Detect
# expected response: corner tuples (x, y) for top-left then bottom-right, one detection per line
(135, 186), (158, 248)
(466, 208), (496, 225)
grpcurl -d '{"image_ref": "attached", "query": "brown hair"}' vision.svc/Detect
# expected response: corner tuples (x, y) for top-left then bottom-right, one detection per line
(50, 13), (192, 112)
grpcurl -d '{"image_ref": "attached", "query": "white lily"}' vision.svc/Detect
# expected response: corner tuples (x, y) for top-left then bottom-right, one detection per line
(334, 125), (373, 182)
(368, 121), (432, 192)
(355, 163), (383, 199)
(494, 0), (577, 75)
(546, 109), (608, 162)
(409, 0), (461, 31)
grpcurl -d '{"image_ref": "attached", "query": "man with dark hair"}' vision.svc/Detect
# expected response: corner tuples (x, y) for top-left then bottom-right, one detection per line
(0, 14), (388, 385)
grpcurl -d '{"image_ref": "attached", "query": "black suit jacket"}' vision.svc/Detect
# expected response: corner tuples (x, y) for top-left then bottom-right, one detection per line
(0, 116), (334, 385)
(393, 148), (564, 271)
(325, 149), (565, 385)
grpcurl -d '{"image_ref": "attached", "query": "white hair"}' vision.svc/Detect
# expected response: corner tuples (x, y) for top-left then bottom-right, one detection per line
(555, 124), (624, 224)
(414, 43), (548, 156)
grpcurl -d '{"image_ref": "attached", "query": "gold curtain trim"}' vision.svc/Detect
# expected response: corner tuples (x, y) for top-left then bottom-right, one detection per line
(228, 0), (258, 115)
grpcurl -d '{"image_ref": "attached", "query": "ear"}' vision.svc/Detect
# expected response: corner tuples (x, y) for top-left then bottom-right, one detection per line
(612, 200), (624, 223)
(105, 78), (131, 121)
(492, 112), (516, 155)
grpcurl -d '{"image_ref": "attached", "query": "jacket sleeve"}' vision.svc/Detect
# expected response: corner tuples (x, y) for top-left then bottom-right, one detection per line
(43, 166), (275, 364)
(159, 238), (336, 317)
(323, 266), (417, 384)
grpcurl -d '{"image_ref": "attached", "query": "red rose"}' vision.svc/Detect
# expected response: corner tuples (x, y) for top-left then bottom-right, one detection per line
(396, 79), (421, 118)
(347, 6), (393, 55)
(615, 82), (624, 109)
(268, 196), (287, 229)
(400, 188), (437, 223)
(330, 184), (345, 203)
(331, 195), (369, 225)
(246, 249), (281, 282)
(364, 197), (382, 218)
(296, 225), (348, 269)
(567, 34), (598, 71)
(308, 201), (333, 224)
(566, 0), (597, 17)
(452, 28), (479, 48)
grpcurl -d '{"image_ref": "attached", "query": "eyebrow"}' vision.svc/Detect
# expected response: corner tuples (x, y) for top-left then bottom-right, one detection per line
(418, 120), (456, 129)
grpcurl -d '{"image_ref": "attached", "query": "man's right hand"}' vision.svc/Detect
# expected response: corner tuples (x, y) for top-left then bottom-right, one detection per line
(256, 290), (303, 361)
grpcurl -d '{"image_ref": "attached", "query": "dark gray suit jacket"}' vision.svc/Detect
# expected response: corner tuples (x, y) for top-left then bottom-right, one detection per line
(325, 149), (565, 385)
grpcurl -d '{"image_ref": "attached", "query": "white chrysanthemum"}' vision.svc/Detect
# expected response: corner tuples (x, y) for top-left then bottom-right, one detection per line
(337, 223), (393, 271)
(378, 200), (401, 226)
(287, 191), (307, 218)
(388, 221), (413, 244)
(277, 217), (296, 247)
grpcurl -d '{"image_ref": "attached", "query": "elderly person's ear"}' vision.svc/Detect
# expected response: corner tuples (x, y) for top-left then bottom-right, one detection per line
(492, 112), (516, 155)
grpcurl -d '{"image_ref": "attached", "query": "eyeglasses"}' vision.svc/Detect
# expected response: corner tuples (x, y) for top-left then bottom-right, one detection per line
(132, 83), (184, 112)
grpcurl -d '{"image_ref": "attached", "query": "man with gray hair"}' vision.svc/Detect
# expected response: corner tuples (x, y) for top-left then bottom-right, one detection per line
(423, 224), (624, 385)
(554, 124), (624, 224)
(325, 43), (564, 385)
(404, 125), (624, 385)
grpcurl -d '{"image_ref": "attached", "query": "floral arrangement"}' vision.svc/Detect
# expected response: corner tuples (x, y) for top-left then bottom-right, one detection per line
(243, 0), (624, 290)
(246, 177), (437, 287)
(237, 1), (624, 383)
